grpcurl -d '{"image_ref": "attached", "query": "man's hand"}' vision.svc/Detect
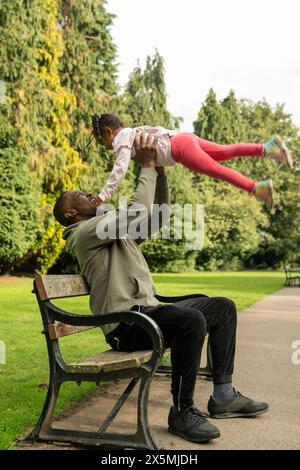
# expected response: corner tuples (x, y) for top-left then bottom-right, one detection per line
(133, 131), (157, 166)
(91, 195), (103, 208)
(155, 166), (165, 177)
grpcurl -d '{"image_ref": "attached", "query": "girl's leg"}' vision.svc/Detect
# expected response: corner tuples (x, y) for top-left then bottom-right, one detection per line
(171, 133), (256, 193)
(198, 137), (264, 161)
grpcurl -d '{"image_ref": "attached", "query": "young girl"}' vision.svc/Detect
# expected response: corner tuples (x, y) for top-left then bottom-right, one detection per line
(91, 113), (293, 207)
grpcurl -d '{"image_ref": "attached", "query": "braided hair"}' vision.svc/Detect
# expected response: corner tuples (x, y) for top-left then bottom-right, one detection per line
(80, 113), (124, 160)
(91, 113), (124, 140)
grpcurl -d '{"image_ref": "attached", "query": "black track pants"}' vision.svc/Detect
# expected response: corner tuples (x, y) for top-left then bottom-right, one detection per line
(107, 296), (237, 408)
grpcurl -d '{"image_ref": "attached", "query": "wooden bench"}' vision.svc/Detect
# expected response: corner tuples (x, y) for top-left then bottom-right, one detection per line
(24, 274), (212, 450)
(284, 265), (300, 287)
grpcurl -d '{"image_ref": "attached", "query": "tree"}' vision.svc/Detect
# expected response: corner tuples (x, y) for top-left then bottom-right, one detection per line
(0, 0), (85, 273)
(123, 51), (199, 272)
(58, 1), (118, 150)
(194, 89), (300, 269)
(0, 0), (45, 271)
(193, 88), (226, 142)
(29, 0), (85, 273)
(57, 0), (133, 205)
(193, 89), (268, 270)
(240, 100), (300, 267)
(196, 182), (268, 270)
(49, 0), (127, 273)
(123, 51), (182, 129)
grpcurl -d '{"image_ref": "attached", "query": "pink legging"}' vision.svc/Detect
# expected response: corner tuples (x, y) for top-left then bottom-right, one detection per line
(170, 133), (264, 193)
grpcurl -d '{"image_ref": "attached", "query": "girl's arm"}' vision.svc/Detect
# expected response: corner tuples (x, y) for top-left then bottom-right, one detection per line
(96, 147), (132, 204)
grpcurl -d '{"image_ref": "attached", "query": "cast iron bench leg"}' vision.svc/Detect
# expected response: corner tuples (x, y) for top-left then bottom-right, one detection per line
(24, 377), (61, 443)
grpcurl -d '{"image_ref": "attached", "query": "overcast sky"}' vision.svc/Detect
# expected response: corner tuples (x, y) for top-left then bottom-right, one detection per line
(106, 0), (300, 131)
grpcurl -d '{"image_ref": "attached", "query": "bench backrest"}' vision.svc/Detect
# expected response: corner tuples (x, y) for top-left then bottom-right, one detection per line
(34, 274), (90, 301)
(34, 275), (92, 341)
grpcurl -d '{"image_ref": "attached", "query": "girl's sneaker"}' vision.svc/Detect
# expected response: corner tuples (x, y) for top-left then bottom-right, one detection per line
(253, 179), (274, 207)
(264, 135), (293, 169)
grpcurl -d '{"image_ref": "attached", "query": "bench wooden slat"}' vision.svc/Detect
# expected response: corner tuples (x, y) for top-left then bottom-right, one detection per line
(48, 323), (95, 340)
(35, 275), (90, 300)
(66, 350), (153, 373)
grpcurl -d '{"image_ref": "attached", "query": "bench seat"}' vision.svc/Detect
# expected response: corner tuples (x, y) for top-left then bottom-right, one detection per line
(67, 349), (154, 374)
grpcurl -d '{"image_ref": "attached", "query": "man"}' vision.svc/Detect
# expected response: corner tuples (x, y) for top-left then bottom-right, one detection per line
(53, 132), (269, 444)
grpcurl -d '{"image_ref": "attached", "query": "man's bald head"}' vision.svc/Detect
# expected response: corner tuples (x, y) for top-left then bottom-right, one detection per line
(53, 192), (71, 226)
(53, 190), (97, 227)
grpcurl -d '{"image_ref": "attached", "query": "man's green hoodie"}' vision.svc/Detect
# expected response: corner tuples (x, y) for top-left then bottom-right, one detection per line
(62, 168), (169, 337)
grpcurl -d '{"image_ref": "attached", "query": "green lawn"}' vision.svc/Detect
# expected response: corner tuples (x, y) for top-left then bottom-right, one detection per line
(0, 271), (284, 449)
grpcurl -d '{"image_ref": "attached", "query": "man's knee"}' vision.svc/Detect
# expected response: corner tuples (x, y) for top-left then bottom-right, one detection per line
(185, 308), (207, 337)
(215, 297), (237, 322)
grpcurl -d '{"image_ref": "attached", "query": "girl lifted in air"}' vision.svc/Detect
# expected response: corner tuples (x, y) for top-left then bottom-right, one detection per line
(90, 113), (293, 207)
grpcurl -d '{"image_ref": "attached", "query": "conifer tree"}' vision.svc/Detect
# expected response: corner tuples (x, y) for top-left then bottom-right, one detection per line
(0, 0), (43, 271)
(193, 88), (225, 142)
(123, 51), (198, 272)
(30, 0), (85, 273)
(58, 1), (118, 147)
(57, 0), (127, 200)
(0, 0), (85, 273)
(123, 51), (181, 129)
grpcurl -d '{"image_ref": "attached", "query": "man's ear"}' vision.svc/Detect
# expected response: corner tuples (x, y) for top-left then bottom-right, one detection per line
(65, 208), (77, 221)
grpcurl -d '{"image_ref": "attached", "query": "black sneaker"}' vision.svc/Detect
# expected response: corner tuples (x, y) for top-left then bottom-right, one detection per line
(168, 405), (220, 443)
(208, 389), (269, 419)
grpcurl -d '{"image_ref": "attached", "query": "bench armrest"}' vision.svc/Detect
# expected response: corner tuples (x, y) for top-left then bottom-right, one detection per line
(155, 293), (208, 303)
(45, 301), (164, 369)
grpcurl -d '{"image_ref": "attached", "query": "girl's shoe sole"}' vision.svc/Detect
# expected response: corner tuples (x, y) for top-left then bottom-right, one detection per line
(255, 179), (274, 208)
(274, 135), (294, 169)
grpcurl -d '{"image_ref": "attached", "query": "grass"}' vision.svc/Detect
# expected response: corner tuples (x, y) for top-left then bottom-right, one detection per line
(0, 271), (284, 449)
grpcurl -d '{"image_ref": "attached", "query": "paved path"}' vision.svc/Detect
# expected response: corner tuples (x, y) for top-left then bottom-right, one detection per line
(23, 288), (300, 450)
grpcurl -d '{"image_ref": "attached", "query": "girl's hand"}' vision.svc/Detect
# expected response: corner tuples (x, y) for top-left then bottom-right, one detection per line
(91, 196), (103, 208)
